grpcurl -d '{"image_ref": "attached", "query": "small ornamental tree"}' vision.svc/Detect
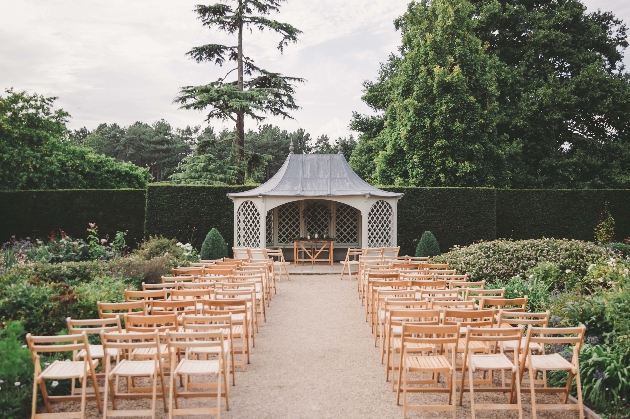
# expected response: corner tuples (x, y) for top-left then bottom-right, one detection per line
(200, 228), (228, 260)
(594, 202), (615, 244)
(415, 231), (441, 258)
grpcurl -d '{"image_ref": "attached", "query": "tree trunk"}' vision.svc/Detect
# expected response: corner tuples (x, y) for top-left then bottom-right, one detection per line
(236, 0), (244, 158)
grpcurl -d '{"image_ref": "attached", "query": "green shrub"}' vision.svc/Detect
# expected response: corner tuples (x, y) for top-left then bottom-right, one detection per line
(7, 260), (105, 286)
(135, 236), (186, 261)
(0, 322), (34, 419)
(492, 273), (553, 313)
(200, 228), (228, 260)
(415, 231), (441, 258)
(106, 254), (179, 288)
(71, 276), (128, 319)
(612, 242), (630, 258)
(434, 238), (615, 284)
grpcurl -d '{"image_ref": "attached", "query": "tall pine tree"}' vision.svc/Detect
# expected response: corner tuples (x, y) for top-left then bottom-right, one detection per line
(175, 0), (304, 161)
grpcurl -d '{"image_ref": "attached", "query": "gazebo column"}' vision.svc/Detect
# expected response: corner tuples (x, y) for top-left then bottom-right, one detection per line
(259, 198), (267, 249)
(391, 199), (398, 247)
(360, 199), (370, 248)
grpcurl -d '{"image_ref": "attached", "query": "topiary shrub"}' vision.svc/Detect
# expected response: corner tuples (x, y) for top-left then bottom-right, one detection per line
(594, 202), (615, 244)
(415, 231), (441, 257)
(200, 228), (228, 261)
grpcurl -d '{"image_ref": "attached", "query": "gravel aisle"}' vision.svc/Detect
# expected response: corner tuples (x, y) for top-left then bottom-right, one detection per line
(222, 274), (401, 419)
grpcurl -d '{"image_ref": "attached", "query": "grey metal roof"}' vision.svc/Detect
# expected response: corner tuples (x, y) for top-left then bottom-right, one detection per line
(228, 154), (403, 198)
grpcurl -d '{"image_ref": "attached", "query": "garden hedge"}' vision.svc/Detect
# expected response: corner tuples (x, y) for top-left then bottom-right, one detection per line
(0, 189), (146, 245)
(387, 187), (497, 256)
(145, 184), (250, 248)
(3, 186), (630, 252)
(495, 189), (630, 243)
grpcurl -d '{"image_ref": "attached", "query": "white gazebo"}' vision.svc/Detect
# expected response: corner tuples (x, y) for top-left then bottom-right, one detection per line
(227, 150), (403, 257)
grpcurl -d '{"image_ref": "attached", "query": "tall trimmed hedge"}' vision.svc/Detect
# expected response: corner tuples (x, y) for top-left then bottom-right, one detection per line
(387, 187), (497, 256)
(496, 190), (630, 242)
(0, 189), (146, 245)
(145, 184), (250, 248)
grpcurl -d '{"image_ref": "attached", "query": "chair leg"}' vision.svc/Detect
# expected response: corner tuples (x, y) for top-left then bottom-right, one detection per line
(575, 368), (584, 419)
(31, 377), (38, 419)
(529, 359), (538, 419)
(469, 362), (476, 419)
(80, 374), (88, 419)
(168, 366), (175, 419)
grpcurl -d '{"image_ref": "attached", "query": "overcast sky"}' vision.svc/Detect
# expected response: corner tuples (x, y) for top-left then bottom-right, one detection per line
(1, 0), (629, 141)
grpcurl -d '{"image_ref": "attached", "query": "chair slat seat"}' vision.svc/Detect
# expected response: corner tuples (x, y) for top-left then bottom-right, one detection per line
(175, 359), (221, 375)
(501, 340), (543, 352)
(407, 354), (452, 372)
(530, 353), (577, 372)
(132, 344), (168, 357)
(110, 359), (156, 377)
(470, 354), (516, 372)
(41, 360), (98, 380)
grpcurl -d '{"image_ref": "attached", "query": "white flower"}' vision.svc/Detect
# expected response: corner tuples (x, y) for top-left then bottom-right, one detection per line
(51, 381), (59, 387)
(21, 345), (26, 349)
(0, 380), (3, 384)
(565, 269), (571, 274)
(14, 382), (20, 386)
(176, 242), (183, 247)
(588, 264), (596, 272)
(44, 362), (50, 366)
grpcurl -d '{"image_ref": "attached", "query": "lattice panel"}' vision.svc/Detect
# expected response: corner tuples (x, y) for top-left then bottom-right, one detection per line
(303, 201), (330, 237)
(335, 203), (358, 244)
(236, 200), (260, 248)
(266, 210), (273, 245)
(368, 200), (393, 247)
(277, 202), (300, 244)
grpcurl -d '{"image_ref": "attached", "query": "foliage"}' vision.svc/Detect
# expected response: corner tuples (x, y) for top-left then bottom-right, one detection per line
(0, 322), (34, 419)
(415, 231), (441, 258)
(83, 120), (194, 182)
(72, 276), (127, 319)
(492, 270), (554, 312)
(175, 242), (200, 263)
(200, 228), (228, 260)
(612, 242), (630, 258)
(175, 0), (303, 159)
(434, 238), (615, 284)
(106, 255), (178, 288)
(134, 236), (186, 260)
(0, 89), (149, 191)
(351, 0), (630, 188)
(595, 202), (616, 244)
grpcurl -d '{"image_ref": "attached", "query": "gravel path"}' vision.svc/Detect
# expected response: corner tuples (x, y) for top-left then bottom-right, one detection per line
(62, 273), (577, 418)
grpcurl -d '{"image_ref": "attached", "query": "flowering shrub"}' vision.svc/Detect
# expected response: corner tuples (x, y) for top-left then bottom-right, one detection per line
(434, 238), (615, 285)
(0, 322), (34, 419)
(580, 259), (630, 292)
(134, 236), (188, 261)
(176, 242), (200, 263)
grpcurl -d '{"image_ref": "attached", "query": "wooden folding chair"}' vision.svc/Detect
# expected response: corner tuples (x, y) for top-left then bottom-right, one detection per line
(27, 332), (102, 419)
(66, 317), (122, 377)
(479, 296), (528, 313)
(202, 299), (252, 369)
(215, 288), (260, 335)
(100, 330), (167, 419)
(430, 300), (476, 310)
(266, 248), (291, 282)
(521, 325), (586, 419)
(181, 314), (236, 386)
(162, 275), (196, 284)
(381, 246), (400, 259)
(231, 247), (250, 261)
(98, 300), (146, 320)
(172, 267), (205, 276)
(143, 282), (179, 291)
(398, 324), (459, 418)
(373, 289), (418, 344)
(460, 326), (524, 419)
(449, 279), (484, 289)
(464, 288), (505, 303)
(386, 308), (441, 388)
(166, 330), (229, 418)
(125, 289), (166, 303)
(339, 248), (363, 280)
(170, 288), (215, 314)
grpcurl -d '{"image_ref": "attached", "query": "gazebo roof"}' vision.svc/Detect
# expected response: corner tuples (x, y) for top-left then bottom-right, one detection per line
(228, 153), (403, 198)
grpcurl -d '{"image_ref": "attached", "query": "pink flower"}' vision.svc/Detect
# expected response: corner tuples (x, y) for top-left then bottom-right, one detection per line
(88, 223), (96, 229)
(100, 239), (107, 244)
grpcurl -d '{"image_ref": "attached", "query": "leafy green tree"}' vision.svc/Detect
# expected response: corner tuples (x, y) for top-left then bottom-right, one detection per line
(175, 0), (304, 159)
(84, 120), (193, 182)
(353, 0), (505, 186)
(200, 228), (228, 260)
(415, 231), (441, 257)
(0, 89), (148, 190)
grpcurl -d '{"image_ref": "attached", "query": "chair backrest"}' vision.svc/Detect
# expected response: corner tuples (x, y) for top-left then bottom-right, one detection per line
(391, 262), (420, 271)
(98, 300), (146, 319)
(430, 300), (476, 310)
(367, 271), (401, 281)
(232, 247), (251, 261)
(124, 289), (165, 302)
(388, 308), (442, 326)
(248, 248), (269, 260)
(215, 259), (242, 267)
(449, 280), (485, 289)
(142, 282), (178, 291)
(162, 275), (196, 283)
(419, 288), (459, 300)
(149, 299), (198, 315)
(364, 247), (384, 257)
(464, 288), (506, 302)
(170, 288), (214, 301)
(420, 263), (449, 270)
(165, 330), (225, 357)
(27, 331), (90, 358)
(479, 297), (528, 312)
(199, 260), (219, 264)
(412, 280), (448, 290)
(442, 309), (496, 328)
(204, 266), (235, 276)
(172, 267), (205, 276)
(523, 325), (586, 358)
(381, 246), (400, 258)
(202, 297), (248, 313)
(180, 314), (233, 340)
(497, 310), (550, 330)
(180, 281), (217, 290)
(101, 330), (162, 360)
(463, 325), (523, 351)
(67, 316), (122, 336)
(124, 313), (179, 333)
(384, 299), (430, 311)
(401, 323), (459, 352)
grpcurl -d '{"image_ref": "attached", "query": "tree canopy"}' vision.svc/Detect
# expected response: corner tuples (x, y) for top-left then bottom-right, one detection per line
(350, 0), (630, 188)
(175, 0), (304, 161)
(0, 89), (148, 191)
